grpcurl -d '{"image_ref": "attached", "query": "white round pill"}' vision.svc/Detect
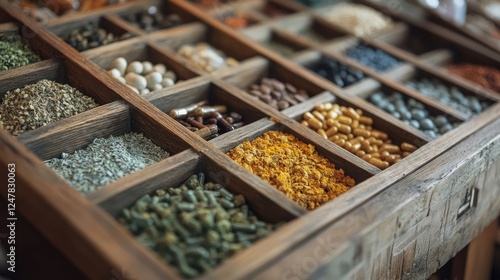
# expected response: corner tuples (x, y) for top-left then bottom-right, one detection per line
(109, 68), (122, 78)
(142, 61), (153, 75)
(161, 78), (175, 87)
(140, 88), (150, 95)
(127, 61), (144, 74)
(153, 64), (167, 75)
(164, 70), (176, 81)
(125, 72), (147, 90)
(153, 84), (163, 91)
(110, 57), (127, 76)
(146, 72), (163, 90)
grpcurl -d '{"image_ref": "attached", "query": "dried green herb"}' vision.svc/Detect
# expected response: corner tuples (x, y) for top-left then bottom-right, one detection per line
(45, 133), (168, 194)
(0, 34), (41, 71)
(0, 79), (98, 136)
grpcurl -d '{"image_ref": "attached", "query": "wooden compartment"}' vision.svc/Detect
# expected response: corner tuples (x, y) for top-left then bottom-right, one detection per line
(146, 78), (269, 141)
(240, 26), (310, 57)
(0, 0), (499, 279)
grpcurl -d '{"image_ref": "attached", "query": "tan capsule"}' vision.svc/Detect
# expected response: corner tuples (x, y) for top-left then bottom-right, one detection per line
(338, 115), (353, 125)
(314, 104), (326, 112)
(362, 154), (372, 161)
(351, 142), (361, 152)
(332, 103), (340, 111)
(349, 138), (362, 144)
(372, 145), (379, 153)
(386, 155), (397, 165)
(337, 134), (348, 140)
(351, 119), (359, 129)
(347, 133), (354, 140)
(324, 103), (333, 111)
(380, 144), (400, 154)
(344, 142), (353, 151)
(303, 112), (314, 120)
(366, 137), (377, 144)
(361, 140), (373, 153)
(312, 111), (325, 121)
(325, 126), (338, 137)
(356, 150), (366, 157)
(353, 128), (371, 138)
(326, 118), (336, 127)
(317, 129), (328, 139)
(371, 152), (381, 158)
(337, 124), (352, 135)
(334, 139), (346, 147)
(372, 130), (388, 140)
(326, 110), (339, 120)
(300, 120), (309, 127)
(340, 106), (347, 112)
(308, 117), (323, 130)
(402, 151), (412, 158)
(359, 116), (373, 125)
(401, 142), (417, 152)
(380, 151), (390, 160)
(195, 124), (218, 138)
(355, 108), (363, 116)
(344, 107), (361, 120)
(194, 106), (227, 116)
(359, 124), (366, 129)
(330, 135), (340, 141)
(369, 158), (390, 170)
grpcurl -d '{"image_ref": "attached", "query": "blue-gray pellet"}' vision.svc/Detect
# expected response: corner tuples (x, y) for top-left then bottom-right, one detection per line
(344, 44), (400, 72)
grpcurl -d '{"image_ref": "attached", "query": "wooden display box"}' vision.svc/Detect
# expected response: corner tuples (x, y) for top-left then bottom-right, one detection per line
(0, 0), (499, 279)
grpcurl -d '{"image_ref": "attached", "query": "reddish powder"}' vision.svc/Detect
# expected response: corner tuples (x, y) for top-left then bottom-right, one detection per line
(446, 63), (500, 94)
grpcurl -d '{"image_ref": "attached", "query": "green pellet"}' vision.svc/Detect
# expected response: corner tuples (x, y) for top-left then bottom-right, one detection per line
(232, 223), (256, 233)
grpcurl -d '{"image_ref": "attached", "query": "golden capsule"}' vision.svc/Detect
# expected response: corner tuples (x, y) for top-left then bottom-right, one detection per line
(349, 138), (362, 144)
(371, 152), (381, 158)
(380, 144), (400, 154)
(353, 128), (371, 138)
(344, 107), (361, 120)
(369, 157), (390, 169)
(362, 154), (372, 161)
(359, 116), (373, 125)
(195, 124), (218, 138)
(325, 126), (338, 137)
(344, 142), (353, 151)
(312, 111), (325, 121)
(355, 108), (363, 116)
(324, 103), (333, 111)
(351, 119), (359, 129)
(326, 110), (339, 120)
(326, 118), (336, 127)
(386, 155), (398, 165)
(337, 115), (353, 125)
(314, 104), (326, 112)
(303, 112), (314, 120)
(372, 130), (388, 140)
(347, 133), (354, 140)
(334, 139), (346, 147)
(337, 134), (348, 140)
(351, 142), (361, 152)
(300, 120), (309, 127)
(380, 151), (390, 160)
(402, 151), (412, 158)
(308, 117), (323, 130)
(361, 140), (373, 153)
(401, 142), (417, 152)
(372, 145), (379, 153)
(356, 150), (366, 157)
(337, 124), (352, 135)
(317, 129), (328, 139)
(330, 135), (340, 141)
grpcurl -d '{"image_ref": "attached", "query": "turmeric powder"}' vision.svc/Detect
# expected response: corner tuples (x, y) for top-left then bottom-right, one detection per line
(226, 131), (355, 210)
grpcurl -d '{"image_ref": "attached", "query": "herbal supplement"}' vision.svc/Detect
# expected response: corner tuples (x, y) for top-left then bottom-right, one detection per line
(65, 22), (133, 51)
(405, 77), (489, 117)
(446, 63), (500, 94)
(107, 57), (177, 95)
(124, 7), (183, 32)
(177, 43), (239, 73)
(0, 79), (98, 136)
(45, 133), (168, 194)
(323, 3), (393, 37)
(246, 78), (310, 110)
(369, 91), (460, 139)
(169, 101), (244, 139)
(300, 103), (417, 169)
(344, 44), (401, 72)
(0, 34), (41, 71)
(227, 131), (355, 210)
(118, 173), (279, 278)
(308, 57), (366, 88)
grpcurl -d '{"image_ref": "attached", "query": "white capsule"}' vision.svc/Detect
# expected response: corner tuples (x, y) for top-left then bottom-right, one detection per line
(153, 64), (167, 75)
(142, 61), (153, 75)
(110, 57), (127, 76)
(125, 72), (147, 90)
(153, 84), (163, 91)
(161, 78), (175, 87)
(109, 68), (122, 78)
(146, 72), (163, 90)
(126, 85), (139, 94)
(127, 61), (144, 74)
(140, 88), (150, 95)
(164, 70), (176, 81)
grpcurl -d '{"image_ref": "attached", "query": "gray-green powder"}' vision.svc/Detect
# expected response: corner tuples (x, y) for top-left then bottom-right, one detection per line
(45, 133), (168, 194)
(0, 79), (98, 136)
(0, 34), (41, 71)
